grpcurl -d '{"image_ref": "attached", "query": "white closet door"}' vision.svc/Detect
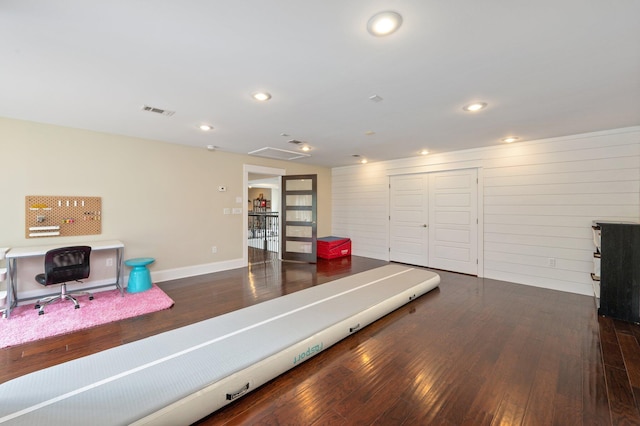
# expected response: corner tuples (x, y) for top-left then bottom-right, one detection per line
(389, 174), (429, 266)
(428, 169), (478, 275)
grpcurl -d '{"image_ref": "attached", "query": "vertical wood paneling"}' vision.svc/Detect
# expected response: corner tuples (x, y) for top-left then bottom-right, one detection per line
(332, 127), (640, 295)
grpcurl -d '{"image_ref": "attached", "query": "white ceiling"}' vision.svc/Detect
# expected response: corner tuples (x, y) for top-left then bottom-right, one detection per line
(1, 1), (639, 167)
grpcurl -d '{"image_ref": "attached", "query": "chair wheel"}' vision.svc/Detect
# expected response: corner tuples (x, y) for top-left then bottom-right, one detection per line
(34, 304), (40, 309)
(38, 311), (44, 315)
(74, 305), (80, 309)
(89, 296), (94, 300)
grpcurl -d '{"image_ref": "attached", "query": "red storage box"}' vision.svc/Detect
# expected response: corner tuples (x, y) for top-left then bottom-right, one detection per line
(317, 236), (351, 259)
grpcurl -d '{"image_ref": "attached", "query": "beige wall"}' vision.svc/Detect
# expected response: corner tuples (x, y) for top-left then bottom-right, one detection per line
(0, 117), (331, 294)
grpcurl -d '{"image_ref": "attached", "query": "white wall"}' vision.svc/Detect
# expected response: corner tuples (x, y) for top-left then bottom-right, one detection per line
(332, 127), (640, 295)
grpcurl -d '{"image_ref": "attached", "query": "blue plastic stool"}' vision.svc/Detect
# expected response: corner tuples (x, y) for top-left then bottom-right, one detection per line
(125, 257), (155, 293)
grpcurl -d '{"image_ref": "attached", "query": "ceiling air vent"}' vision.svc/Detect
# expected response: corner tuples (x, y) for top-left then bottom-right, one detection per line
(288, 139), (303, 145)
(141, 105), (175, 117)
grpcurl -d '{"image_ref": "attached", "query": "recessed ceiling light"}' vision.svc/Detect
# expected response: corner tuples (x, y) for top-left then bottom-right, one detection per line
(252, 91), (272, 101)
(199, 124), (213, 131)
(301, 145), (311, 152)
(367, 11), (403, 36)
(364, 130), (376, 136)
(462, 102), (488, 112)
(360, 158), (368, 164)
(502, 136), (520, 143)
(206, 145), (217, 151)
(420, 149), (429, 155)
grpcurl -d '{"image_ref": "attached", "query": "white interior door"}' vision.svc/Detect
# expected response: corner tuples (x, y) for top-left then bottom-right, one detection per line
(389, 169), (478, 275)
(389, 174), (429, 266)
(428, 169), (478, 275)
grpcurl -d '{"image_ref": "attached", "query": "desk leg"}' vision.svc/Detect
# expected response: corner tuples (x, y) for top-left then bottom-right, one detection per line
(115, 247), (124, 296)
(3, 259), (17, 319)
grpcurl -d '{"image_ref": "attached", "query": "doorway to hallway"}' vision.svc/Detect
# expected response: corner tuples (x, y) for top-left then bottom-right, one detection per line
(247, 173), (281, 265)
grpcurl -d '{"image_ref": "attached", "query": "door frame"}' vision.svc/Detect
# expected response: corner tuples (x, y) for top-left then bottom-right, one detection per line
(243, 164), (286, 266)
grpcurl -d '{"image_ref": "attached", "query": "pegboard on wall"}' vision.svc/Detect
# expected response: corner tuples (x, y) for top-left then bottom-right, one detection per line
(25, 196), (102, 238)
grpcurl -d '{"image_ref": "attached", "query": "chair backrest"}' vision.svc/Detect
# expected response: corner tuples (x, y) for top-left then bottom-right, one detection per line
(42, 246), (92, 286)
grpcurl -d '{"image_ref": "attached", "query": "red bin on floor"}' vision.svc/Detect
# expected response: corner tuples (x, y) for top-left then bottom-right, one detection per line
(317, 236), (351, 259)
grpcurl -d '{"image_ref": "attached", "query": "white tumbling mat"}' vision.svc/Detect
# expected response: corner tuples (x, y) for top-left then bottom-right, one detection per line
(0, 264), (440, 425)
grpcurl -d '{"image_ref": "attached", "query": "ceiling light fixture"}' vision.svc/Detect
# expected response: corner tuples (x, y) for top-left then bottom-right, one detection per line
(206, 145), (216, 151)
(502, 136), (520, 143)
(301, 145), (311, 152)
(420, 149), (429, 155)
(360, 159), (368, 164)
(199, 124), (213, 131)
(462, 102), (488, 112)
(252, 91), (272, 101)
(367, 11), (403, 36)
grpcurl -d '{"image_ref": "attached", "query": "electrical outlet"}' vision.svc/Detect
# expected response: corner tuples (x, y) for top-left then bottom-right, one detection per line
(548, 258), (556, 268)
(106, 258), (113, 267)
(212, 246), (217, 254)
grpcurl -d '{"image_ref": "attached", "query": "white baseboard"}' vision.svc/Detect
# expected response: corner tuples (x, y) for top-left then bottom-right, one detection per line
(151, 258), (247, 283)
(12, 258), (247, 306)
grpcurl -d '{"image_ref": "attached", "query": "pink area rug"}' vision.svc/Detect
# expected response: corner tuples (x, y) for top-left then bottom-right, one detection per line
(0, 284), (174, 349)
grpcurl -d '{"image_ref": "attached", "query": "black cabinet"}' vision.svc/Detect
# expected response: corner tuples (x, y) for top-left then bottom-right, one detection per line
(596, 221), (640, 323)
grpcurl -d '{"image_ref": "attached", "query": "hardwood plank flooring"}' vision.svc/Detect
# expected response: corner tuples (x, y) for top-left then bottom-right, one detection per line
(1, 254), (639, 425)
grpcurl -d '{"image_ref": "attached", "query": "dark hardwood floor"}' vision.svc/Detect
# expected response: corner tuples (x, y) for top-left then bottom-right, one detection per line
(1, 253), (640, 425)
(248, 246), (279, 264)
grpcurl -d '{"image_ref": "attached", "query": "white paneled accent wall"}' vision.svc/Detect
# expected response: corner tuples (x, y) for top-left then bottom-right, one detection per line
(332, 127), (640, 295)
(333, 162), (390, 260)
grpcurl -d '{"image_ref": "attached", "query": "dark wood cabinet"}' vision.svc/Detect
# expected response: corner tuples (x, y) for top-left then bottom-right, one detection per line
(596, 221), (640, 323)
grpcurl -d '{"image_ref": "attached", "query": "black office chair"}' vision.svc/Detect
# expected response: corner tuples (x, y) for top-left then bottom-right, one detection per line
(34, 246), (94, 315)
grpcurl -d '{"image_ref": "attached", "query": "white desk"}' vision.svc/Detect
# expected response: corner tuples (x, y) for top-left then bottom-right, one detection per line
(3, 240), (124, 319)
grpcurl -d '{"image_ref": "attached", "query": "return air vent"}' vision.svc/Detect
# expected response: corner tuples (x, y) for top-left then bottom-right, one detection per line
(248, 147), (311, 161)
(141, 105), (175, 117)
(288, 139), (303, 145)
